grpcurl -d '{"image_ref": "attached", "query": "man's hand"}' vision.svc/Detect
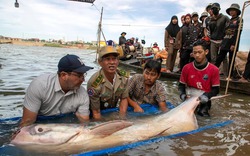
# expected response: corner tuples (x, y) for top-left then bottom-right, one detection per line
(134, 105), (144, 113)
(198, 94), (209, 104)
(180, 94), (187, 101)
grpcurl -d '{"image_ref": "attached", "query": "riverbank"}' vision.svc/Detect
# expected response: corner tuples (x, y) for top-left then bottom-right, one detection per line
(0, 39), (97, 50)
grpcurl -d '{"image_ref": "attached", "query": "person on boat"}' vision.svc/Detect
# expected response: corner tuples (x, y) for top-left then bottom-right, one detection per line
(178, 39), (220, 117)
(164, 15), (180, 73)
(19, 54), (93, 127)
(152, 42), (160, 53)
(215, 3), (243, 80)
(119, 32), (127, 55)
(134, 37), (142, 52)
(119, 32), (127, 46)
(128, 59), (168, 112)
(238, 51), (250, 82)
(107, 40), (115, 46)
(87, 46), (129, 120)
(145, 42), (159, 57)
(209, 3), (229, 77)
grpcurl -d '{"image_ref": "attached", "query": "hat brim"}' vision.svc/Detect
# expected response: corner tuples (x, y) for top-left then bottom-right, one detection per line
(102, 52), (120, 57)
(73, 65), (94, 73)
(226, 8), (241, 16)
(99, 52), (120, 60)
(200, 15), (207, 21)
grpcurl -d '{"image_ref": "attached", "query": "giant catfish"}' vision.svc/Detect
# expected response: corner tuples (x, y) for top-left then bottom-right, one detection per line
(11, 92), (219, 155)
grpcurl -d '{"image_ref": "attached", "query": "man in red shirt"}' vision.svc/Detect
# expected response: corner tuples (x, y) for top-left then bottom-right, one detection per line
(178, 39), (220, 116)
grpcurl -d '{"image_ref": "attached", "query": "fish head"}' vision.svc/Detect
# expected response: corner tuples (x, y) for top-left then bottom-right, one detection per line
(11, 124), (83, 146)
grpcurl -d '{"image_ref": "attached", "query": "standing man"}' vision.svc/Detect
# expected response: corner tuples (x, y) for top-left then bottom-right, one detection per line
(176, 13), (192, 72)
(128, 60), (168, 112)
(190, 12), (203, 62)
(20, 54), (93, 127)
(209, 3), (229, 76)
(178, 40), (220, 117)
(215, 3), (243, 79)
(87, 46), (129, 120)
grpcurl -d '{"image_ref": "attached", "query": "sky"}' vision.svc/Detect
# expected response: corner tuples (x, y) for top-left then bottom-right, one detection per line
(0, 0), (250, 51)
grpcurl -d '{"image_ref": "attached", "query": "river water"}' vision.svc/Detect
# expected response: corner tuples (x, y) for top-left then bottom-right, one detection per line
(0, 44), (249, 156)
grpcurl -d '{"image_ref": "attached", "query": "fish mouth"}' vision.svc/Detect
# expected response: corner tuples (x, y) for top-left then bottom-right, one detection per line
(10, 128), (21, 141)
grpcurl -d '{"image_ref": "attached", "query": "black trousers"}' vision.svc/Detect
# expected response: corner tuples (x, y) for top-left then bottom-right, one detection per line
(179, 49), (192, 72)
(215, 49), (236, 77)
(243, 52), (250, 79)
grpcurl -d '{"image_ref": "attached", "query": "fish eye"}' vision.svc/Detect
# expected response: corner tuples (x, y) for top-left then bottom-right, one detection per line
(38, 127), (43, 132)
(29, 125), (51, 135)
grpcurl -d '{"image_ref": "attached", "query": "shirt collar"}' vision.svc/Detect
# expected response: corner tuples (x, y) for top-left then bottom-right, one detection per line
(55, 74), (76, 95)
(55, 74), (61, 92)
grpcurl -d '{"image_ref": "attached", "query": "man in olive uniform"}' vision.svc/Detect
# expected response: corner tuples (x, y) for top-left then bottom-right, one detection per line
(87, 46), (129, 120)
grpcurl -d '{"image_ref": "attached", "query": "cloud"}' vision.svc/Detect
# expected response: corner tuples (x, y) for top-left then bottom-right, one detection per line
(0, 0), (249, 50)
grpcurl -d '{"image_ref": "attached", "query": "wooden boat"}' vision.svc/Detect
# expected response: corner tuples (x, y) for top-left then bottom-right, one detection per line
(119, 58), (250, 95)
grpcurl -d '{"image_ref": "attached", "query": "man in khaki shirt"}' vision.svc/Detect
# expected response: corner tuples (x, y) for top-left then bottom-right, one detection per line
(87, 46), (129, 120)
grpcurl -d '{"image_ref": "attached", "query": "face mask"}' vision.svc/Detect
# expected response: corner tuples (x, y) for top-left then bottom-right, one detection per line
(212, 8), (219, 15)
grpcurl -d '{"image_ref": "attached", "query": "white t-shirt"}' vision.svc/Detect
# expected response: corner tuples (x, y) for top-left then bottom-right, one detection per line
(23, 73), (90, 116)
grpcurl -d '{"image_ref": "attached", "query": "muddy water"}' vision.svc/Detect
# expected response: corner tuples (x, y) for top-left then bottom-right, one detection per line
(0, 44), (249, 155)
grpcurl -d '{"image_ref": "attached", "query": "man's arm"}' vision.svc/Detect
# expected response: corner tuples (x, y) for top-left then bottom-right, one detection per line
(119, 98), (128, 118)
(92, 109), (101, 120)
(158, 101), (168, 112)
(75, 112), (89, 123)
(19, 107), (37, 127)
(178, 82), (187, 101)
(127, 97), (144, 112)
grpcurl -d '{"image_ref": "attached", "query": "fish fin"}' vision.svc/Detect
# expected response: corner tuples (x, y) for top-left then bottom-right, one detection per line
(90, 120), (133, 137)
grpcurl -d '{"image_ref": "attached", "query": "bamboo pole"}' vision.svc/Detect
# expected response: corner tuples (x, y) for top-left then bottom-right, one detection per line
(225, 1), (250, 95)
(95, 7), (103, 62)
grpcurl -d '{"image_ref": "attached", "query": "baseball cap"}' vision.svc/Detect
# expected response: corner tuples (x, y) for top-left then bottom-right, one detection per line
(98, 46), (120, 59)
(58, 54), (93, 73)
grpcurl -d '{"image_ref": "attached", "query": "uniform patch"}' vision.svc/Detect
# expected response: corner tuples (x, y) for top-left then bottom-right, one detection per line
(203, 74), (208, 80)
(118, 69), (130, 78)
(92, 75), (103, 88)
(87, 88), (95, 96)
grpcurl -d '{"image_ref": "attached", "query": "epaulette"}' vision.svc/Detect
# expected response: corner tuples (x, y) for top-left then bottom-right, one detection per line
(117, 69), (130, 78)
(92, 75), (104, 88)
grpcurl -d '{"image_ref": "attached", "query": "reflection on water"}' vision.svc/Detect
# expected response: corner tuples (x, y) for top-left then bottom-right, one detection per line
(0, 44), (250, 155)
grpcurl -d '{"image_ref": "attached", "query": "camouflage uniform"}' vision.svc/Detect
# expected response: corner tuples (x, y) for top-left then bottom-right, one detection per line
(87, 69), (129, 110)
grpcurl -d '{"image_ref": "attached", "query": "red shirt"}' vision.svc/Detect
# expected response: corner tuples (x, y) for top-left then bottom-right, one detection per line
(179, 62), (220, 92)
